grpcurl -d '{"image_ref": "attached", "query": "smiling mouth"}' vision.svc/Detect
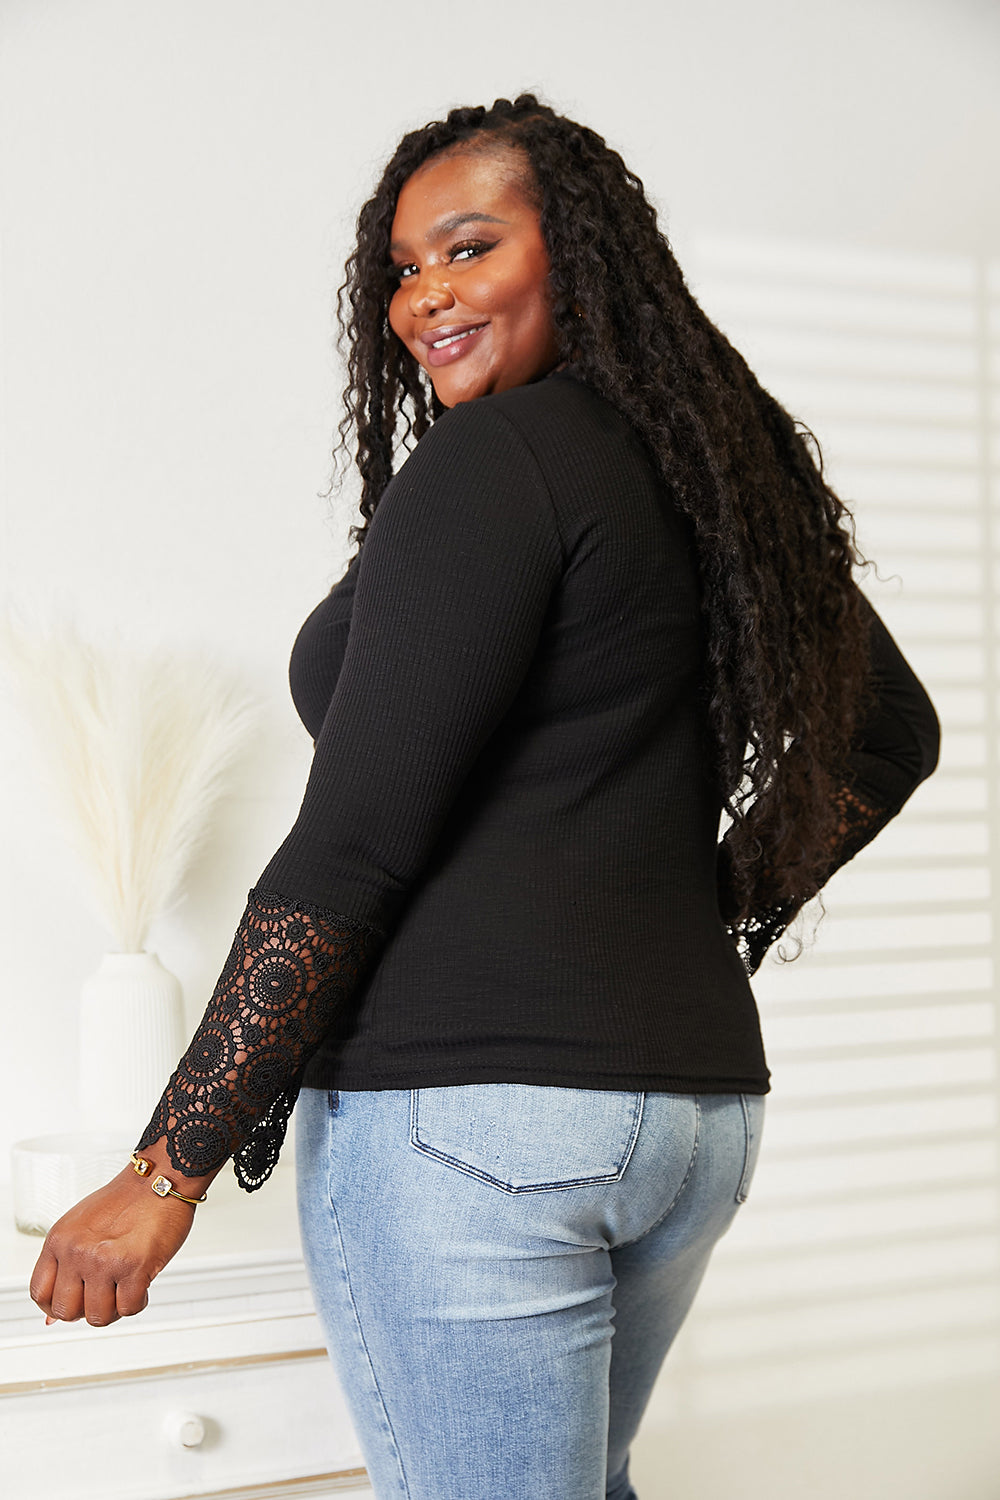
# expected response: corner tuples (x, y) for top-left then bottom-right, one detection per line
(430, 328), (480, 349)
(422, 322), (488, 369)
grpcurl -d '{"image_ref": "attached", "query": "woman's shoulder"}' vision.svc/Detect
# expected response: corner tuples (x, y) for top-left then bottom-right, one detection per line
(485, 366), (615, 426)
(427, 369), (634, 463)
(383, 371), (655, 536)
(366, 383), (570, 555)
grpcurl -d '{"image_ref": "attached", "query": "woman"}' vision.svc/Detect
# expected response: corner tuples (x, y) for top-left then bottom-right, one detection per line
(31, 96), (939, 1499)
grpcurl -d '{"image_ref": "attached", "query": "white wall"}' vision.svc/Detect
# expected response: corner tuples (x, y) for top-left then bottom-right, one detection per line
(2, 2), (998, 1497)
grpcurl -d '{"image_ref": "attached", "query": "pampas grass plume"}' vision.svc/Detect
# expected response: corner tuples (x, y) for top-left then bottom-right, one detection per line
(1, 618), (257, 951)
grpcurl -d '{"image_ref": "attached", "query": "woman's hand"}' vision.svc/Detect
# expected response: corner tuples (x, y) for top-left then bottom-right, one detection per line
(29, 1142), (222, 1327)
(29, 1166), (195, 1326)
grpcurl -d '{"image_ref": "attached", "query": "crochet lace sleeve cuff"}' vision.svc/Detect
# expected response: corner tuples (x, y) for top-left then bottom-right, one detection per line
(721, 768), (909, 977)
(135, 888), (383, 1192)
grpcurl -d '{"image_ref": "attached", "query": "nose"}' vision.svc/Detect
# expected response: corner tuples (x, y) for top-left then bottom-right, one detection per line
(408, 264), (455, 318)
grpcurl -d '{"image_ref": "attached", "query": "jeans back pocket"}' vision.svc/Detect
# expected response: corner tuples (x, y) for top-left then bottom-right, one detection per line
(410, 1084), (644, 1194)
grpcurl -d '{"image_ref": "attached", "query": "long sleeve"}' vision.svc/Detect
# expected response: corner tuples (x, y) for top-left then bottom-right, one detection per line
(137, 401), (563, 1188)
(137, 891), (383, 1189)
(722, 599), (941, 975)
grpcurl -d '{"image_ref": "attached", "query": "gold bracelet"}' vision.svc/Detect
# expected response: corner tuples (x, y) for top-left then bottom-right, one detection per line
(129, 1152), (208, 1206)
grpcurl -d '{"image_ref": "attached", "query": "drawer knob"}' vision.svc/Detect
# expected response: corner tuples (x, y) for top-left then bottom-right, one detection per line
(164, 1410), (207, 1449)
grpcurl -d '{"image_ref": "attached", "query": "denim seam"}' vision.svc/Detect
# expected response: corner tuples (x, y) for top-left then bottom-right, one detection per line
(615, 1096), (702, 1250)
(323, 1099), (411, 1498)
(736, 1093), (753, 1203)
(408, 1088), (645, 1194)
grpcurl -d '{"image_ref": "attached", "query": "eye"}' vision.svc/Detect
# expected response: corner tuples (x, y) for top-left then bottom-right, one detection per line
(451, 239), (495, 263)
(388, 262), (417, 285)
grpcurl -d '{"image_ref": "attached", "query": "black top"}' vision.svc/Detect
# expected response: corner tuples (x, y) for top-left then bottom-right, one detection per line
(138, 370), (940, 1189)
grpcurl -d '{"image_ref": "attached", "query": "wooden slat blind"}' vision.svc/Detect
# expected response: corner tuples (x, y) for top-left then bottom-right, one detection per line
(659, 236), (1000, 1414)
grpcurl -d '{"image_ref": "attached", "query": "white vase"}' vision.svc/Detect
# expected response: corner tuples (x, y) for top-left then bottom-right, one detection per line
(79, 951), (185, 1136)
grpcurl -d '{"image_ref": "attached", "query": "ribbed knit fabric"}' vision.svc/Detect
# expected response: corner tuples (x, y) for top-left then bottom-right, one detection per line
(250, 369), (939, 1097)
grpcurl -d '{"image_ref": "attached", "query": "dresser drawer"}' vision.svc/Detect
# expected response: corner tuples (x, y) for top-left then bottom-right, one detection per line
(1, 1350), (371, 1500)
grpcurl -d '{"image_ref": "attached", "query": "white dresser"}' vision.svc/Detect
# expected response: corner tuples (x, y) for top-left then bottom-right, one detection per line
(0, 1163), (372, 1500)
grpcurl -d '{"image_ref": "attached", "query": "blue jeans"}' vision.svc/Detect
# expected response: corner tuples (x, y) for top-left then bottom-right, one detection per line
(296, 1085), (764, 1500)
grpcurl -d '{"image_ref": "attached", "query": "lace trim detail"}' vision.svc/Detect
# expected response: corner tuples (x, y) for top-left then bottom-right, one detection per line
(136, 888), (383, 1192)
(730, 897), (805, 978)
(829, 782), (888, 864)
(724, 779), (892, 977)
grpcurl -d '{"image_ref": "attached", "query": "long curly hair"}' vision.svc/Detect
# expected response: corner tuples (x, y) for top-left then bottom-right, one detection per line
(335, 94), (872, 934)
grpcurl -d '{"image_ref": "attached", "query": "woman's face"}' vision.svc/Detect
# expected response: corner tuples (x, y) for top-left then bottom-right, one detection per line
(387, 149), (561, 409)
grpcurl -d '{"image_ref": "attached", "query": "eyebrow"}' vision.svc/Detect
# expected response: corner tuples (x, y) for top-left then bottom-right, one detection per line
(390, 211), (509, 254)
